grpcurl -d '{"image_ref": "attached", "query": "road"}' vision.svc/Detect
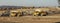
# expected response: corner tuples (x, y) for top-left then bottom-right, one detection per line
(0, 14), (60, 23)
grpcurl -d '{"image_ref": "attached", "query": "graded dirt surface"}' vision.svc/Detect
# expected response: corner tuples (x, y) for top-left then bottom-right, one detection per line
(0, 14), (60, 23)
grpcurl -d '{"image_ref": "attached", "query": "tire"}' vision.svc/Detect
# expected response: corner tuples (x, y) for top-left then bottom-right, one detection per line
(42, 12), (48, 16)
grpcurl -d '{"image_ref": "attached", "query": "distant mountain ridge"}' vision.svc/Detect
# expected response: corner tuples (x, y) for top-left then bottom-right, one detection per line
(0, 6), (24, 8)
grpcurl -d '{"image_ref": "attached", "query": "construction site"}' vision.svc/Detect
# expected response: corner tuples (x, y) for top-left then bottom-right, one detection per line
(0, 0), (60, 23)
(0, 6), (60, 23)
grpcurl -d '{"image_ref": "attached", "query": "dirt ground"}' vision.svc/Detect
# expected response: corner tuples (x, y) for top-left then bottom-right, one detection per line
(0, 14), (60, 23)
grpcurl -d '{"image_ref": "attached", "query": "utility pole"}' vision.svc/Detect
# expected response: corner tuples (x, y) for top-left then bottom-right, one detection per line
(58, 0), (60, 8)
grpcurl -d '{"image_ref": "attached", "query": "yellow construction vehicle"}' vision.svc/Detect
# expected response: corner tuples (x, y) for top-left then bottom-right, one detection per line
(33, 11), (40, 16)
(33, 9), (48, 16)
(10, 10), (22, 17)
(39, 11), (48, 16)
(10, 10), (18, 17)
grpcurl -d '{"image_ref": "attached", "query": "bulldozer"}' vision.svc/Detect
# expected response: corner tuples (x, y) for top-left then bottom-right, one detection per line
(33, 9), (48, 16)
(10, 10), (22, 17)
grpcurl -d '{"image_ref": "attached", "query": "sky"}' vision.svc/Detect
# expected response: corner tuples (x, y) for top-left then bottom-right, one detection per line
(0, 0), (58, 7)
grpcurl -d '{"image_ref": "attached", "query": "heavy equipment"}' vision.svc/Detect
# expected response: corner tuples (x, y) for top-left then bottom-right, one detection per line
(10, 10), (22, 17)
(0, 8), (58, 17)
(0, 10), (10, 17)
(9, 8), (50, 17)
(33, 9), (48, 16)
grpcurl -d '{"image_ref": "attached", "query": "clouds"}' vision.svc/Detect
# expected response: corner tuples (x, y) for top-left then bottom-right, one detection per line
(0, 0), (58, 7)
